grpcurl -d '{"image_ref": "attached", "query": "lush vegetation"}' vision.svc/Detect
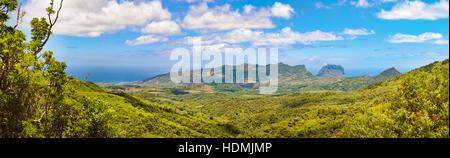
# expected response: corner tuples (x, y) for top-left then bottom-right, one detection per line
(122, 59), (449, 138)
(1, 0), (448, 138)
(0, 0), (73, 137)
(0, 0), (225, 138)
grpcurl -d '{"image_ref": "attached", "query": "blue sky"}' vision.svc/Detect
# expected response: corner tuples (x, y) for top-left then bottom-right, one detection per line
(16, 0), (449, 82)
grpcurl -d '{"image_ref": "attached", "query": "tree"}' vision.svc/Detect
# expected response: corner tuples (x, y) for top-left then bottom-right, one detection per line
(0, 0), (67, 138)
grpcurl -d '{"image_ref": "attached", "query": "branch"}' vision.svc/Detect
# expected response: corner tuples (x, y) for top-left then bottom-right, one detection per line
(13, 4), (21, 29)
(33, 111), (46, 123)
(36, 0), (64, 54)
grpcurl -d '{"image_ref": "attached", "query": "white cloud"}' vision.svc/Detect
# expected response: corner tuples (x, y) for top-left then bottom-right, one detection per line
(182, 29), (263, 45)
(184, 27), (344, 47)
(244, 5), (256, 13)
(337, 0), (348, 6)
(315, 2), (332, 9)
(215, 28), (264, 44)
(184, 0), (214, 3)
(141, 20), (181, 35)
(182, 2), (295, 31)
(351, 0), (373, 8)
(271, 2), (295, 19)
(314, 0), (348, 9)
(433, 39), (450, 45)
(309, 56), (319, 62)
(380, 0), (398, 2)
(378, 0), (449, 20)
(317, 0), (396, 9)
(202, 43), (230, 53)
(22, 0), (171, 37)
(342, 28), (375, 35)
(128, 20), (181, 45)
(387, 32), (448, 44)
(254, 27), (344, 46)
(125, 35), (169, 46)
(182, 3), (274, 31)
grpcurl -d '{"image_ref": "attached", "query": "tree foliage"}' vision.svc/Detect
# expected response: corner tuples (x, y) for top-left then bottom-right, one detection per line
(0, 0), (114, 138)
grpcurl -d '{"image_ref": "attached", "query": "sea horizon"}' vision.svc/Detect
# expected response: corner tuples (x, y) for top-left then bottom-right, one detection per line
(66, 65), (413, 84)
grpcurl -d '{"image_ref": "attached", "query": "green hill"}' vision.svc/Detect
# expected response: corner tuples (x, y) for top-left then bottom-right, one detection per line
(71, 81), (232, 138)
(138, 59), (447, 138)
(17, 79), (231, 138)
(373, 67), (402, 82)
(123, 63), (317, 86)
(320, 67), (402, 92)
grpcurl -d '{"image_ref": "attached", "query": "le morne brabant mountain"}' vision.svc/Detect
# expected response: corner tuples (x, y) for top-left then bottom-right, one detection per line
(317, 64), (346, 77)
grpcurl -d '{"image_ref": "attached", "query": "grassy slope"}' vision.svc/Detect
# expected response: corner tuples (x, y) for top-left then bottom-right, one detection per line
(245, 59), (448, 138)
(75, 81), (231, 138)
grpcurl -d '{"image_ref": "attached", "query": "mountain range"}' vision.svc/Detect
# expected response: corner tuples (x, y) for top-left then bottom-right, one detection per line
(118, 63), (402, 93)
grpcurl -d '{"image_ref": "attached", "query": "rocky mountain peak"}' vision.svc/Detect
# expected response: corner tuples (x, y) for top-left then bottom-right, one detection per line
(317, 64), (346, 77)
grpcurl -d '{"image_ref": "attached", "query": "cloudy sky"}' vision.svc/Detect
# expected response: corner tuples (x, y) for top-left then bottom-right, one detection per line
(16, 0), (449, 82)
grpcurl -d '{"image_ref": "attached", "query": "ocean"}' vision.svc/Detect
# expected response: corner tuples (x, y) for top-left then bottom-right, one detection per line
(66, 66), (170, 84)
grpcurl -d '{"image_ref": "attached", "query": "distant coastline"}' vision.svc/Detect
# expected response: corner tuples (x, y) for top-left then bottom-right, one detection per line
(65, 65), (407, 84)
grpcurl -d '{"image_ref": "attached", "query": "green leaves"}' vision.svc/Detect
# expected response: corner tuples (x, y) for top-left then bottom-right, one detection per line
(0, 0), (17, 23)
(46, 7), (55, 14)
(0, 0), (73, 138)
